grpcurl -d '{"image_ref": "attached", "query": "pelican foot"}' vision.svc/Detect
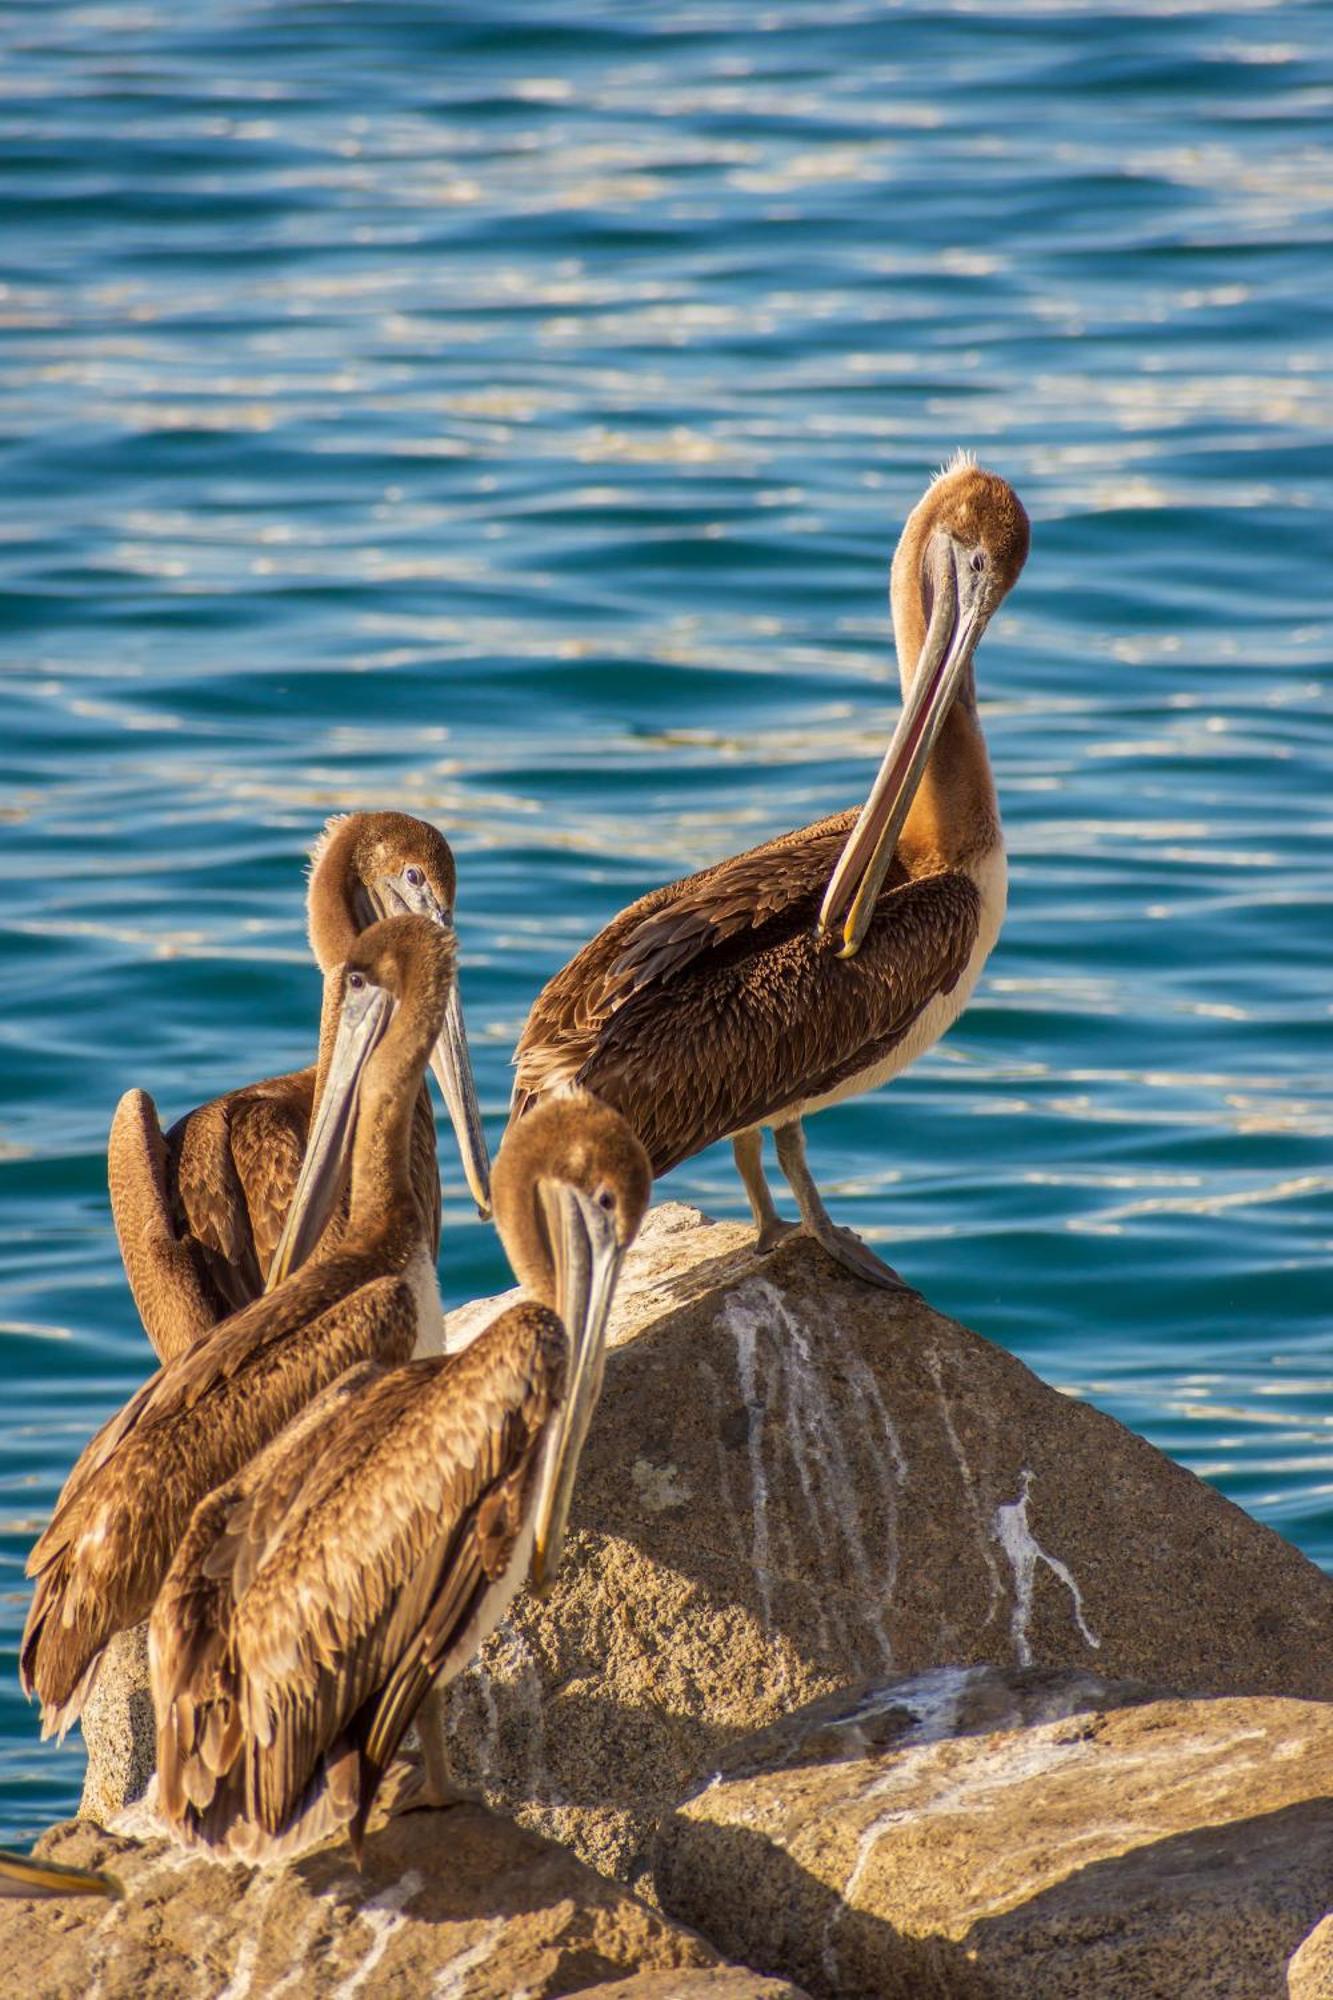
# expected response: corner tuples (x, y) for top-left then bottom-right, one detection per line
(754, 1217), (799, 1257)
(804, 1221), (915, 1294)
(381, 1755), (479, 1820)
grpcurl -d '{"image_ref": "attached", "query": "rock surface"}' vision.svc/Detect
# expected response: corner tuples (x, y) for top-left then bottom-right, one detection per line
(443, 1204), (1333, 1875)
(653, 1665), (1333, 2000)
(587, 1976), (809, 1998)
(1289, 1917), (1333, 2000)
(78, 1626), (152, 1826)
(0, 1806), (727, 2000)
(80, 1204), (1333, 1881)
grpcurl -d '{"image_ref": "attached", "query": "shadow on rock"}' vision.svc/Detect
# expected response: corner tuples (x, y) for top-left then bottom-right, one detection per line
(652, 1670), (1333, 2000)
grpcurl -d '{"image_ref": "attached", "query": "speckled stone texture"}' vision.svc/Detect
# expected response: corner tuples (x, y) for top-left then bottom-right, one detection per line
(1288, 1916), (1333, 2000)
(651, 1666), (1333, 2000)
(77, 1625), (153, 1825)
(79, 1203), (1333, 1885)
(0, 1807), (722, 2000)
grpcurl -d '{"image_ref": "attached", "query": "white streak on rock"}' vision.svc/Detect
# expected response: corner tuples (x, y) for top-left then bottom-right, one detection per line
(822, 1677), (1090, 1988)
(215, 1868), (289, 2000)
(728, 1297), (773, 1634)
(263, 1905), (335, 2000)
(451, 1619), (550, 1803)
(216, 1929), (261, 2000)
(993, 1469), (1100, 1667)
(431, 1917), (505, 1999)
(928, 1346), (1004, 1623)
(329, 1870), (423, 1999)
(723, 1281), (902, 1670)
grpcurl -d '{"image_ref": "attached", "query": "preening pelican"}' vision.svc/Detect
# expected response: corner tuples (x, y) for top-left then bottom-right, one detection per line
(108, 811), (490, 1363)
(511, 456), (1028, 1288)
(151, 1089), (650, 1863)
(22, 916), (460, 1738)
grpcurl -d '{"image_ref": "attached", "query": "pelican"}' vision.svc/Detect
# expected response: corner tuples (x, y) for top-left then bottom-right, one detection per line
(0, 1850), (122, 1900)
(22, 915), (462, 1739)
(511, 455), (1029, 1288)
(150, 1089), (651, 1864)
(108, 810), (490, 1364)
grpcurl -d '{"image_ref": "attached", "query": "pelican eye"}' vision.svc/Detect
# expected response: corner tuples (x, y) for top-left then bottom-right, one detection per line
(348, 971), (366, 992)
(970, 550), (986, 575)
(596, 1187), (616, 1213)
(405, 865), (424, 887)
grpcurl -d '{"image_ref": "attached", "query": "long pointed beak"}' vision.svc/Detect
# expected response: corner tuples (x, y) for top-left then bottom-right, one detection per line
(530, 1186), (624, 1595)
(818, 538), (984, 958)
(265, 985), (392, 1291)
(429, 978), (492, 1220)
(0, 1850), (123, 1900)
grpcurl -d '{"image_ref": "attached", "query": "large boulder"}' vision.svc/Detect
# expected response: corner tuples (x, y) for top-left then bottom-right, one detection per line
(439, 1206), (1333, 1875)
(79, 1204), (1333, 1882)
(0, 1805), (734, 2000)
(651, 1665), (1333, 1999)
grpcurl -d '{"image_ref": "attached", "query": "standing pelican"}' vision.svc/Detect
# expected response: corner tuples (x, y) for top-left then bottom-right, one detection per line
(150, 1089), (650, 1864)
(511, 455), (1028, 1288)
(109, 811), (490, 1363)
(22, 916), (460, 1739)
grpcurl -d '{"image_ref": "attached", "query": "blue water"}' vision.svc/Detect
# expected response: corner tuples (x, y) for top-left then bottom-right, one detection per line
(2, 0), (1331, 1842)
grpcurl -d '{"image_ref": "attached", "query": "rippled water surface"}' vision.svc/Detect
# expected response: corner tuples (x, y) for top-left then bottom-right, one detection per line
(2, 0), (1331, 1838)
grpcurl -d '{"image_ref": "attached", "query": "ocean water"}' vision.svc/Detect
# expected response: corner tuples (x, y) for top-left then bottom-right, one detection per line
(1, 0), (1330, 1840)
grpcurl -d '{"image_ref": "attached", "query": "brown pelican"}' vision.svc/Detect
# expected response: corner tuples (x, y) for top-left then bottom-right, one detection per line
(108, 811), (490, 1364)
(511, 455), (1029, 1288)
(22, 915), (461, 1740)
(150, 1089), (650, 1863)
(0, 1850), (122, 1900)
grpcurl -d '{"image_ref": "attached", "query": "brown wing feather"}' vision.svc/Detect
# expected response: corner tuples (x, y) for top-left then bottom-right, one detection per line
(511, 809), (857, 1112)
(111, 1069), (441, 1361)
(108, 1090), (229, 1365)
(513, 818), (980, 1175)
(581, 871), (981, 1173)
(151, 1304), (566, 1859)
(21, 1265), (418, 1734)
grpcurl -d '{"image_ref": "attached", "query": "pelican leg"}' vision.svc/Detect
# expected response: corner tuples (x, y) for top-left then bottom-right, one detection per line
(388, 1688), (479, 1818)
(773, 1120), (912, 1294)
(733, 1129), (797, 1255)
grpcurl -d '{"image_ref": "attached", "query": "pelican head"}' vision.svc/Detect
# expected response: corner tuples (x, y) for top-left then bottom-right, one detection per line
(819, 454), (1029, 957)
(266, 915), (461, 1289)
(493, 1090), (652, 1593)
(307, 811), (490, 1216)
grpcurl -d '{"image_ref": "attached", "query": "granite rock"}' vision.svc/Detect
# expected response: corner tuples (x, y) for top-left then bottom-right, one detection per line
(1288, 1915), (1333, 2000)
(0, 1805), (720, 2000)
(652, 1665), (1333, 2000)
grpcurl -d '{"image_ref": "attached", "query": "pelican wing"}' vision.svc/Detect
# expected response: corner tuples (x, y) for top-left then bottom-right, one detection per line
(511, 808), (858, 1109)
(21, 1268), (418, 1736)
(513, 815), (979, 1175)
(185, 1082), (312, 1306)
(151, 1304), (566, 1859)
(580, 868), (982, 1174)
(109, 1071), (316, 1362)
(108, 1089), (223, 1365)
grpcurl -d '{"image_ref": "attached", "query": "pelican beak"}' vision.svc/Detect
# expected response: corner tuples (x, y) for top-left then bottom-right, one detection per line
(529, 1184), (624, 1595)
(371, 878), (491, 1221)
(818, 534), (989, 958)
(265, 979), (393, 1291)
(0, 1850), (123, 1900)
(428, 977), (492, 1221)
